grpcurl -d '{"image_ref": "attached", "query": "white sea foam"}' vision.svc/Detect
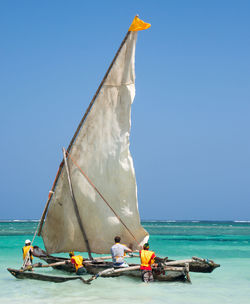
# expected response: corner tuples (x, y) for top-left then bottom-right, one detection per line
(12, 219), (39, 222)
(142, 220), (177, 223)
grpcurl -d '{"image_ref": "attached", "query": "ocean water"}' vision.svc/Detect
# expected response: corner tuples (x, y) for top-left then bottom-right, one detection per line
(0, 220), (250, 303)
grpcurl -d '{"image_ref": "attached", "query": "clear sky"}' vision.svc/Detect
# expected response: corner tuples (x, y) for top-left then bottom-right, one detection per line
(0, 0), (249, 220)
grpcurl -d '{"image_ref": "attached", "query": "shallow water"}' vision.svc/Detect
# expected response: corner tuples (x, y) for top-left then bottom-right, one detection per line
(1, 221), (250, 303)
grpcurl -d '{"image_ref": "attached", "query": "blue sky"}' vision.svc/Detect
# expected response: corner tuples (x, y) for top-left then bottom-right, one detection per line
(0, 0), (249, 220)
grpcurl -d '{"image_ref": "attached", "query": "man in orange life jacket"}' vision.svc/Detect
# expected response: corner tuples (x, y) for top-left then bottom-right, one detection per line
(140, 243), (156, 282)
(69, 252), (86, 275)
(22, 239), (34, 268)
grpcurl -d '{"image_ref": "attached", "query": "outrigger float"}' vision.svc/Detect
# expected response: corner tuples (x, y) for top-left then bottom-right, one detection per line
(8, 16), (220, 284)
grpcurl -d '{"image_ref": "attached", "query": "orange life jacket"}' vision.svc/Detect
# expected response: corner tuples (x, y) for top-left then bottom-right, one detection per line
(71, 255), (83, 271)
(140, 250), (155, 268)
(22, 245), (33, 261)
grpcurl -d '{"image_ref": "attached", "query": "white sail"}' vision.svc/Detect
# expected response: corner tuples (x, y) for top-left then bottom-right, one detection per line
(41, 31), (149, 254)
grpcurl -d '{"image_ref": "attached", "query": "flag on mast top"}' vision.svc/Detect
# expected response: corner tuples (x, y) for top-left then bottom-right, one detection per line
(129, 16), (151, 32)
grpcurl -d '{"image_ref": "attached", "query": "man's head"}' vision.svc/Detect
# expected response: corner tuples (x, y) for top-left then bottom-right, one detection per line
(143, 243), (149, 250)
(114, 236), (121, 243)
(69, 251), (75, 257)
(25, 239), (31, 246)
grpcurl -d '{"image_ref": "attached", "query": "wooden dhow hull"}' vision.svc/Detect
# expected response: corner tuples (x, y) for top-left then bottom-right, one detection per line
(84, 262), (188, 282)
(7, 268), (82, 283)
(38, 255), (219, 274)
(155, 256), (220, 273)
(32, 247), (219, 282)
(7, 266), (187, 283)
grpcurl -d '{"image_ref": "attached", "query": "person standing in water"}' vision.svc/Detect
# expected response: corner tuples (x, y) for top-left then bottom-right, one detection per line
(140, 243), (156, 282)
(69, 252), (86, 275)
(22, 239), (34, 268)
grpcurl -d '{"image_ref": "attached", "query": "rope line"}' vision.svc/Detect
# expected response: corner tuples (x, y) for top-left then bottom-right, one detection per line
(38, 162), (63, 235)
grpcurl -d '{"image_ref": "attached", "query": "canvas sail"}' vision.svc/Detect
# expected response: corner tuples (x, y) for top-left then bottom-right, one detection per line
(41, 31), (149, 254)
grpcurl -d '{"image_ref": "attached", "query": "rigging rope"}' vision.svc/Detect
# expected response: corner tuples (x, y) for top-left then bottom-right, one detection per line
(66, 151), (142, 248)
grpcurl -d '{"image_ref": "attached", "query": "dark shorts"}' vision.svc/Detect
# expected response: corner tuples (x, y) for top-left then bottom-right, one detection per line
(141, 270), (154, 282)
(76, 267), (87, 275)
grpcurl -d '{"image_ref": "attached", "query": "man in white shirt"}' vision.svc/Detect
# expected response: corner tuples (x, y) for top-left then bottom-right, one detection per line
(111, 236), (132, 267)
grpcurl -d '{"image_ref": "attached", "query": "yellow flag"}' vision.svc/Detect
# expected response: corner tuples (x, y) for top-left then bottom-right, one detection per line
(129, 16), (151, 32)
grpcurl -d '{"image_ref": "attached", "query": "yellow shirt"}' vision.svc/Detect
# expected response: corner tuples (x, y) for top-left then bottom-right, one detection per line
(22, 245), (33, 261)
(70, 255), (83, 271)
(140, 250), (155, 270)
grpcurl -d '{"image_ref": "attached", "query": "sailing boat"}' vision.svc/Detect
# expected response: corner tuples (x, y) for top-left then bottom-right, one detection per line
(8, 16), (219, 283)
(38, 16), (150, 257)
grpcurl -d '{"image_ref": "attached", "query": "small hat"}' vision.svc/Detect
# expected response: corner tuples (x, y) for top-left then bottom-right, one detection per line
(25, 239), (31, 245)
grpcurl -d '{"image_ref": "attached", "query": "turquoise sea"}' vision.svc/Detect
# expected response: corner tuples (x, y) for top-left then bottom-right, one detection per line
(0, 220), (250, 303)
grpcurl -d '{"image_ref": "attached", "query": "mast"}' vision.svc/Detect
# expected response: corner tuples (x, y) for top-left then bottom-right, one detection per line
(38, 31), (131, 236)
(63, 148), (93, 260)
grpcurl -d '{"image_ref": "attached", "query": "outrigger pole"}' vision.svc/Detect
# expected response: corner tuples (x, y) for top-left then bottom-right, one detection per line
(62, 148), (93, 260)
(38, 30), (131, 236)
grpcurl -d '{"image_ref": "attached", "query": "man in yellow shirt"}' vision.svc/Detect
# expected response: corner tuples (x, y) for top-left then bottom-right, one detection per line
(22, 239), (34, 268)
(69, 252), (86, 275)
(140, 243), (156, 282)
